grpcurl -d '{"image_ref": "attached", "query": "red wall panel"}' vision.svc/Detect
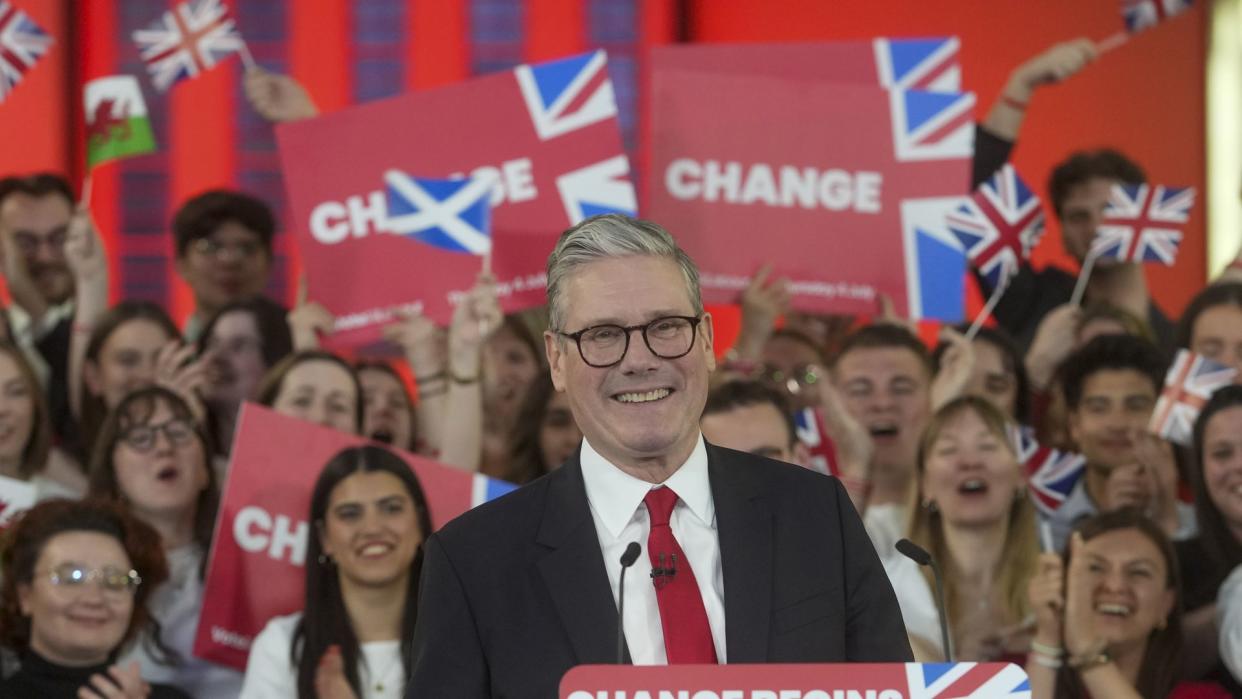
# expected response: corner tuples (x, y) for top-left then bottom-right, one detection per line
(688, 0), (1207, 316)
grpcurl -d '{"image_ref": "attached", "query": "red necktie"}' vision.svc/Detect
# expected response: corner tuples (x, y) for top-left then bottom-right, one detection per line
(643, 486), (718, 664)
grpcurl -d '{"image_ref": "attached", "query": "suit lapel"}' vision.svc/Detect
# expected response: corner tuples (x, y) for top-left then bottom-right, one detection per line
(536, 455), (622, 665)
(709, 443), (773, 663)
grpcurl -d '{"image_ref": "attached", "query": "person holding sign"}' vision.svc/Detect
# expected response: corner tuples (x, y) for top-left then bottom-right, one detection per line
(408, 214), (910, 699)
(0, 499), (187, 698)
(87, 386), (239, 698)
(239, 445), (432, 699)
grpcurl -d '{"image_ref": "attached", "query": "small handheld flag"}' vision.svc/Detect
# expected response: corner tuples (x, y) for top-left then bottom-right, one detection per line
(132, 0), (249, 92)
(84, 76), (156, 168)
(1091, 183), (1194, 266)
(1123, 0), (1195, 34)
(1012, 425), (1087, 516)
(1149, 349), (1237, 446)
(0, 1), (52, 104)
(947, 164), (1045, 293)
(383, 171), (496, 257)
(946, 164), (1044, 338)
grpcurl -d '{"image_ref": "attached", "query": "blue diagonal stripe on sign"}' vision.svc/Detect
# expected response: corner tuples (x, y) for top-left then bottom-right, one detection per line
(531, 52), (595, 109)
(887, 38), (945, 83)
(903, 90), (963, 135)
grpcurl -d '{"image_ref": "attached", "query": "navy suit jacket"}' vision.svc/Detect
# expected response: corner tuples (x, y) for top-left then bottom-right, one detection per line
(407, 443), (912, 698)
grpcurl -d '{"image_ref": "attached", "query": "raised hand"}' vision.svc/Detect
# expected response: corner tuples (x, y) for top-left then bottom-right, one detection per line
(818, 376), (874, 483)
(929, 326), (976, 411)
(1028, 551), (1065, 645)
(382, 308), (446, 378)
(448, 273), (502, 359)
(734, 264), (791, 359)
(154, 339), (208, 422)
(1025, 302), (1081, 391)
(1009, 38), (1098, 99)
(288, 275), (336, 351)
(313, 645), (360, 699)
(243, 66), (319, 123)
(1063, 532), (1108, 658)
(78, 661), (151, 699)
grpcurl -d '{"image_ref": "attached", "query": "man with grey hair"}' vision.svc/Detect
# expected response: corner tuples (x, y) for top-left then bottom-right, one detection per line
(409, 214), (910, 698)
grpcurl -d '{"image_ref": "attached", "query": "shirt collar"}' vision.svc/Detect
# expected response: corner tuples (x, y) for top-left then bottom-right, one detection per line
(580, 434), (713, 539)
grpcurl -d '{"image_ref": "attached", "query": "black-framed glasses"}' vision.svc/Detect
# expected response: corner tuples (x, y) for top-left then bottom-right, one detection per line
(121, 419), (196, 453)
(557, 315), (702, 368)
(191, 237), (263, 261)
(41, 563), (142, 594)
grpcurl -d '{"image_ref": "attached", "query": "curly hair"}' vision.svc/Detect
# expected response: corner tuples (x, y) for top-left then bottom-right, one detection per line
(0, 499), (170, 657)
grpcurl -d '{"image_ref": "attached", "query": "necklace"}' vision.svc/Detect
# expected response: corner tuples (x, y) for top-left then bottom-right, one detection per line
(362, 644), (402, 694)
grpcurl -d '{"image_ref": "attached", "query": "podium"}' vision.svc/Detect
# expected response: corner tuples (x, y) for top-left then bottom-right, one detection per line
(561, 662), (1031, 699)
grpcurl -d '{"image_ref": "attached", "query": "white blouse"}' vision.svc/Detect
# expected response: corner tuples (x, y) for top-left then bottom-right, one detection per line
(239, 612), (404, 699)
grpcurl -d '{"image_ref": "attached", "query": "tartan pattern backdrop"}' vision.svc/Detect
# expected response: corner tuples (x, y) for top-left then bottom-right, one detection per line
(77, 0), (666, 323)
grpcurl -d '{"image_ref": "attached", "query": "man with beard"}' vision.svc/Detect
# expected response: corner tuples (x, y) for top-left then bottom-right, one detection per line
(171, 189), (277, 341)
(0, 174), (80, 439)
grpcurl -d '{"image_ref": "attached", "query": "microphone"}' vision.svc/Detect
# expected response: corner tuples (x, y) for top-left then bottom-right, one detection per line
(896, 538), (953, 662)
(616, 542), (641, 664)
(650, 552), (678, 587)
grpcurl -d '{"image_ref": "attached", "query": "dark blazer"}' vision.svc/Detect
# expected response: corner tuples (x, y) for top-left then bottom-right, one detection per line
(407, 443), (911, 698)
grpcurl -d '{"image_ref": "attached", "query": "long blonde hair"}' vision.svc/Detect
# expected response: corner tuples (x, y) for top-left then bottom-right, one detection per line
(906, 396), (1038, 639)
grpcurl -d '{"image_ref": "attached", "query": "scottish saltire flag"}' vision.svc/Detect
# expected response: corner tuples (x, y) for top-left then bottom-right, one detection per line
(516, 50), (617, 142)
(384, 171), (495, 255)
(946, 164), (1045, 291)
(1092, 183), (1194, 265)
(0, 1), (52, 104)
(133, 0), (245, 92)
(84, 76), (156, 168)
(906, 662), (1030, 699)
(1123, 0), (1195, 33)
(874, 37), (962, 92)
(471, 473), (518, 507)
(1150, 350), (1237, 446)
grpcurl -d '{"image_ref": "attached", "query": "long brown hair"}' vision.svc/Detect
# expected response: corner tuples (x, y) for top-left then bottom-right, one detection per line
(906, 395), (1038, 656)
(1055, 508), (1183, 699)
(0, 342), (51, 478)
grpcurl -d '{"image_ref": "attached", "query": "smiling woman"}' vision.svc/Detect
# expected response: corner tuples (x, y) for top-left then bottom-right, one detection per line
(239, 445), (432, 699)
(882, 396), (1038, 663)
(0, 498), (187, 699)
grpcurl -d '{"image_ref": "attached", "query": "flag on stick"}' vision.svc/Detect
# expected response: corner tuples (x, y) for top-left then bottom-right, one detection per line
(1011, 425), (1087, 516)
(1091, 183), (1194, 266)
(84, 76), (156, 168)
(132, 0), (248, 92)
(1149, 349), (1237, 446)
(947, 164), (1045, 293)
(0, 1), (52, 104)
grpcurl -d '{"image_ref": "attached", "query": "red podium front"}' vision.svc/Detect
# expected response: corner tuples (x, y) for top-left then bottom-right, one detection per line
(561, 662), (1031, 699)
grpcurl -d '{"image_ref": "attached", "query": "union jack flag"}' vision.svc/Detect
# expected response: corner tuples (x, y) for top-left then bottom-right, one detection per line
(1091, 183), (1194, 266)
(0, 1), (52, 104)
(1150, 350), (1237, 446)
(515, 50), (618, 141)
(946, 164), (1045, 291)
(874, 37), (961, 92)
(1123, 0), (1195, 33)
(132, 0), (245, 93)
(905, 661), (1031, 699)
(1013, 426), (1087, 515)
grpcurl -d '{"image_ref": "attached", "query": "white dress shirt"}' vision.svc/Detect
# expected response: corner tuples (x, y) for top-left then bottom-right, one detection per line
(580, 435), (727, 664)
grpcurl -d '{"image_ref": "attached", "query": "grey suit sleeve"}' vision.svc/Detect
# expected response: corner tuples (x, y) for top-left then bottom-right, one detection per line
(407, 533), (490, 698)
(832, 479), (914, 661)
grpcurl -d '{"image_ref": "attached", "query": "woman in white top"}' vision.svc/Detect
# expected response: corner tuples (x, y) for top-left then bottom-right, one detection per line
(884, 395), (1039, 661)
(240, 444), (432, 699)
(0, 342), (84, 500)
(87, 385), (242, 698)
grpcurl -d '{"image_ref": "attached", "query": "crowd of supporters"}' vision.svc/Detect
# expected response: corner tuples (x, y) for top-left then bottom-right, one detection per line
(0, 37), (1238, 699)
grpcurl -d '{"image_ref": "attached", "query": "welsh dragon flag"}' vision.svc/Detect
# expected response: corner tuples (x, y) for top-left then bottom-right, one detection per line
(84, 75), (156, 167)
